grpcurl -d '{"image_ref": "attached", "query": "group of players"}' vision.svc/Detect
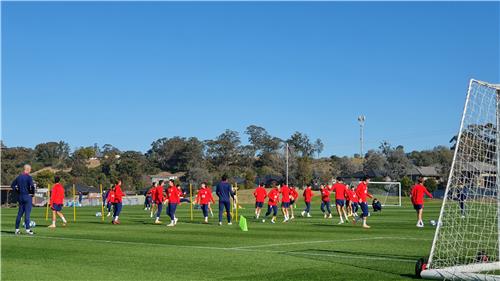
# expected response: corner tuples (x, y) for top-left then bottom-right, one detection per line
(251, 177), (374, 228)
(11, 164), (433, 235)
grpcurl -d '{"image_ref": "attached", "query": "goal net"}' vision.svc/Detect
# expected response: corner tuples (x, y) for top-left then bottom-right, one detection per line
(421, 80), (500, 280)
(368, 181), (401, 207)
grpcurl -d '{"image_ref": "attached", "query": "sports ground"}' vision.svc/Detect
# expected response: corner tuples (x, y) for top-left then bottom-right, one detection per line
(1, 197), (439, 280)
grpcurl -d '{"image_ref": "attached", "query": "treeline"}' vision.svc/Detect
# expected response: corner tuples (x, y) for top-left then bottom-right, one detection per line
(1, 125), (453, 194)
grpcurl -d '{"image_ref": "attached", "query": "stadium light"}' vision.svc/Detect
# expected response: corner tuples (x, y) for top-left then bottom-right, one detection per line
(358, 115), (366, 157)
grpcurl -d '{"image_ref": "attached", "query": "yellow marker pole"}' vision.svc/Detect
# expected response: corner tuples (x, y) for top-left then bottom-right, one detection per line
(100, 184), (104, 222)
(230, 186), (233, 219)
(45, 184), (51, 221)
(190, 184), (193, 221)
(73, 184), (76, 222)
(235, 183), (238, 222)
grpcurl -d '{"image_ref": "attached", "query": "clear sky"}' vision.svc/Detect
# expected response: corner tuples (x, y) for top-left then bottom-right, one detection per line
(2, 1), (499, 157)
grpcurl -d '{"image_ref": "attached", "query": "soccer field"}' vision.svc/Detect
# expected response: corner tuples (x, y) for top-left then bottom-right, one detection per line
(1, 198), (440, 280)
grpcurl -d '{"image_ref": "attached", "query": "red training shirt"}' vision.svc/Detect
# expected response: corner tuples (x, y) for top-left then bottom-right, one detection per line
(167, 186), (182, 204)
(321, 188), (331, 202)
(281, 185), (290, 203)
(268, 189), (280, 206)
(411, 184), (433, 205)
(331, 183), (347, 200)
(253, 186), (267, 203)
(355, 182), (372, 203)
(303, 188), (313, 203)
(50, 183), (65, 205)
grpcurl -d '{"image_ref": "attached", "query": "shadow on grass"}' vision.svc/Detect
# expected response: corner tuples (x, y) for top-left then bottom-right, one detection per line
(280, 248), (419, 279)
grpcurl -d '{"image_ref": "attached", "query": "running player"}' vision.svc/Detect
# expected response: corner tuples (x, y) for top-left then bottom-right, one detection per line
(280, 183), (291, 222)
(410, 177), (433, 228)
(262, 184), (280, 224)
(166, 180), (182, 227)
(253, 183), (267, 219)
(301, 183), (313, 217)
(112, 180), (124, 225)
(354, 176), (373, 228)
(331, 177), (349, 224)
(320, 184), (332, 219)
(106, 184), (115, 217)
(195, 182), (215, 223)
(48, 176), (67, 228)
(153, 180), (165, 224)
(289, 186), (298, 220)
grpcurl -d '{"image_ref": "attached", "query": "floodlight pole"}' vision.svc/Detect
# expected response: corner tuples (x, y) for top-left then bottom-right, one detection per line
(286, 142), (289, 186)
(358, 115), (366, 157)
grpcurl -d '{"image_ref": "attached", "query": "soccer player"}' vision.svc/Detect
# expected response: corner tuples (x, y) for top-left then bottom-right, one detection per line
(331, 177), (349, 224)
(320, 184), (332, 219)
(253, 183), (267, 219)
(411, 177), (433, 228)
(48, 176), (67, 228)
(144, 184), (153, 211)
(280, 183), (291, 222)
(301, 183), (313, 217)
(152, 180), (165, 224)
(354, 176), (373, 228)
(166, 180), (182, 227)
(112, 180), (124, 224)
(11, 164), (35, 235)
(106, 184), (115, 217)
(195, 182), (215, 223)
(216, 175), (235, 226)
(289, 186), (299, 220)
(347, 185), (359, 217)
(262, 184), (280, 224)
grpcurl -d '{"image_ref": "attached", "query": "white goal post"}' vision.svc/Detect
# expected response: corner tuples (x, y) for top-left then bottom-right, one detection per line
(420, 79), (500, 280)
(368, 181), (402, 207)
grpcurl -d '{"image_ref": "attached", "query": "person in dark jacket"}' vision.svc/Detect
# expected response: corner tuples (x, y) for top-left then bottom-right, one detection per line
(215, 175), (235, 226)
(11, 164), (35, 235)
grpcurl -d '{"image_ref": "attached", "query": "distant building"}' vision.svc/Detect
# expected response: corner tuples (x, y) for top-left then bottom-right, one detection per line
(149, 171), (186, 184)
(406, 166), (440, 181)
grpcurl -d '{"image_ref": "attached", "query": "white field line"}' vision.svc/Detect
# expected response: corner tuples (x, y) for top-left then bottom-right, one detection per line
(3, 234), (429, 263)
(229, 236), (432, 249)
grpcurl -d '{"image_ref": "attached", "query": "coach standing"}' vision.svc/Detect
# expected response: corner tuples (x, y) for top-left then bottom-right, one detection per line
(216, 175), (235, 226)
(11, 164), (35, 235)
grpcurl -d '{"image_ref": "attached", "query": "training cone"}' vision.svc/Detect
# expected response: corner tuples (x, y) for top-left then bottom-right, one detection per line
(239, 215), (248, 232)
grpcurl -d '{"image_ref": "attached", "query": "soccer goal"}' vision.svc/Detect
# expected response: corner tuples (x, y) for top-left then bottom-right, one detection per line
(419, 80), (500, 280)
(368, 181), (402, 207)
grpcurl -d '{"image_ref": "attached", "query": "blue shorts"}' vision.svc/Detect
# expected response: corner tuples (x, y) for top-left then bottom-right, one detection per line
(281, 202), (290, 208)
(336, 199), (345, 207)
(360, 202), (369, 217)
(51, 204), (63, 212)
(413, 204), (423, 211)
(255, 202), (264, 208)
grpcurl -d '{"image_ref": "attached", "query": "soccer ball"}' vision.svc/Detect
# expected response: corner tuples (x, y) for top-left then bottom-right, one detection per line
(29, 221), (36, 228)
(430, 220), (436, 226)
(95, 212), (102, 217)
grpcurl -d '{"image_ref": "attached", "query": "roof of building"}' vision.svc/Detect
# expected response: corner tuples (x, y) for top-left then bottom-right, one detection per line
(407, 166), (440, 177)
(149, 171), (186, 178)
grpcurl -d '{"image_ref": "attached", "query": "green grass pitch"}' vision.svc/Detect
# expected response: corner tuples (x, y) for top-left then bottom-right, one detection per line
(1, 198), (440, 280)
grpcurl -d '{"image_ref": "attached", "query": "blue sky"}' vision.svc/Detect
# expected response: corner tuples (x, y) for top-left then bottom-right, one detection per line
(2, 1), (499, 156)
